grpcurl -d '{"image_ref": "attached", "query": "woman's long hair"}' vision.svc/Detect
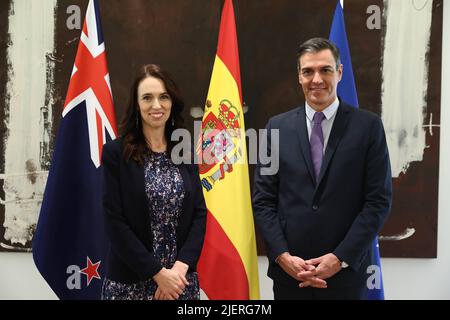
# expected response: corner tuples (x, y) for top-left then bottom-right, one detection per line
(120, 64), (185, 164)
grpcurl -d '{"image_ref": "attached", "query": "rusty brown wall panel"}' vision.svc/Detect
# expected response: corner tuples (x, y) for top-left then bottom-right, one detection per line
(0, 0), (442, 257)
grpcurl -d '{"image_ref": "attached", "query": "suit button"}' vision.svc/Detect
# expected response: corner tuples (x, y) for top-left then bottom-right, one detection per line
(312, 205), (318, 211)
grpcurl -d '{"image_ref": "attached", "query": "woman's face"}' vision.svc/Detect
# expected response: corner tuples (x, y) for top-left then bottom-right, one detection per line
(137, 76), (172, 130)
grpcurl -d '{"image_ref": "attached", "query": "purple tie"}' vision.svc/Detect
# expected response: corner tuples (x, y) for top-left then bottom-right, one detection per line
(310, 112), (325, 180)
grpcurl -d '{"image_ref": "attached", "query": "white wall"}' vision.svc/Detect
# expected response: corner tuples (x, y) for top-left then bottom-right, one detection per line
(0, 252), (57, 299)
(1, 2), (449, 300)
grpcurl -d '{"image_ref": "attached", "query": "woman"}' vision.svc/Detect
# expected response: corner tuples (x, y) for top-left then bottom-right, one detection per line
(101, 64), (206, 300)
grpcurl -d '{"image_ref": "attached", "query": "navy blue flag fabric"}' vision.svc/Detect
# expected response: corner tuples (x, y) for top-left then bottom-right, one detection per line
(329, 1), (385, 300)
(32, 0), (117, 300)
(329, 1), (358, 108)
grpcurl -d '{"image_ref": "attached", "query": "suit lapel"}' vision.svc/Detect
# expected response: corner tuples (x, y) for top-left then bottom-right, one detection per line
(295, 107), (316, 185)
(316, 103), (352, 188)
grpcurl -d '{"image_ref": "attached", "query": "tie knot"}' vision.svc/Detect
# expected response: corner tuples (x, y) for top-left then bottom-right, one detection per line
(313, 112), (325, 125)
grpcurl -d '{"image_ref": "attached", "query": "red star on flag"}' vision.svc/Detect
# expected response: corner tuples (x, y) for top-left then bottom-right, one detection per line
(80, 256), (101, 286)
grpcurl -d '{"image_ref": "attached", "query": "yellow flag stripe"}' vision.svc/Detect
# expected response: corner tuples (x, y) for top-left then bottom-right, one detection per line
(201, 55), (259, 298)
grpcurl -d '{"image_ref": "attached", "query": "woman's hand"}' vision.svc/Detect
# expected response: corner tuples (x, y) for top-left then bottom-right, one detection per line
(152, 268), (186, 300)
(171, 260), (189, 279)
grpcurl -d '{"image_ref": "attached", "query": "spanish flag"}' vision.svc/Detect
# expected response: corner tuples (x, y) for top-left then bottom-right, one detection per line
(197, 0), (260, 299)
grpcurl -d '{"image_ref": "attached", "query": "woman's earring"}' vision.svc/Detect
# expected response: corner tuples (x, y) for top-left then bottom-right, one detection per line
(172, 116), (175, 126)
(136, 115), (139, 128)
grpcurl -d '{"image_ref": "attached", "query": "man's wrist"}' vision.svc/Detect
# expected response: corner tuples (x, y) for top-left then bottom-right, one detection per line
(275, 252), (289, 264)
(335, 254), (349, 268)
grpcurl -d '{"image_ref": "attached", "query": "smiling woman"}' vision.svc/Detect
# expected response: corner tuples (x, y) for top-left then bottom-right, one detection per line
(138, 76), (173, 135)
(120, 64), (185, 163)
(101, 63), (207, 300)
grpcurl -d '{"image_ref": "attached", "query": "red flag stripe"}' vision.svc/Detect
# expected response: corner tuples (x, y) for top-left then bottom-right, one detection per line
(216, 0), (242, 103)
(197, 210), (249, 299)
(64, 41), (117, 134)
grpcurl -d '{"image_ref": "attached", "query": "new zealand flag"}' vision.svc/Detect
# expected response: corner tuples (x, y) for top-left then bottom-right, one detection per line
(32, 0), (117, 300)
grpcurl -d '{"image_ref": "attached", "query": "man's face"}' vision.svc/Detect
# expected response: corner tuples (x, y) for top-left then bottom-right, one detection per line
(298, 49), (343, 111)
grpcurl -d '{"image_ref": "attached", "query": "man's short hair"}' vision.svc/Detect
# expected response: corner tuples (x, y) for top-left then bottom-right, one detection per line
(296, 37), (341, 71)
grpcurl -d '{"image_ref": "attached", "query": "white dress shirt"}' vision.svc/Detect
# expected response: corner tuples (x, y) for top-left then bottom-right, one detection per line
(305, 98), (339, 153)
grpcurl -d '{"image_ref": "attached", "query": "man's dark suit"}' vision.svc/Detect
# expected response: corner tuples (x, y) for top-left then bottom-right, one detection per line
(253, 101), (392, 299)
(102, 138), (207, 284)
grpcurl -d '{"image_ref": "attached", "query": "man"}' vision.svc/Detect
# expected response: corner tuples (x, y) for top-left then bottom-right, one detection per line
(253, 38), (392, 299)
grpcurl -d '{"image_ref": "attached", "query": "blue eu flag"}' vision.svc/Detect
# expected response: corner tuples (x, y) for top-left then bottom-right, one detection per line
(329, 0), (385, 300)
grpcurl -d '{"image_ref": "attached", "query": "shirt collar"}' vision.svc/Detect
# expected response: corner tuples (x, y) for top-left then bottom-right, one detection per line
(305, 97), (339, 121)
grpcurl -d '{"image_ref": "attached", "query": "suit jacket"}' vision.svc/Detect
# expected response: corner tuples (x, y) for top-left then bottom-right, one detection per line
(102, 138), (207, 284)
(253, 101), (392, 289)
